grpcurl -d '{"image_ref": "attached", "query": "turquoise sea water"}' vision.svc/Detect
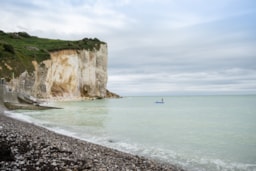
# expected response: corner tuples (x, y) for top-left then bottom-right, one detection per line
(6, 95), (256, 171)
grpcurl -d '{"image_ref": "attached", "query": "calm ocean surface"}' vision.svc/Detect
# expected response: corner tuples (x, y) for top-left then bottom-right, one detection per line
(6, 95), (256, 171)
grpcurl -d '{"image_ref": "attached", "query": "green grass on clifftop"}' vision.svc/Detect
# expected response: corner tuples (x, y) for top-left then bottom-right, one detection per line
(0, 30), (105, 80)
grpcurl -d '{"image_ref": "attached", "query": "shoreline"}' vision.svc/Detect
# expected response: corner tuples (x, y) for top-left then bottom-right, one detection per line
(0, 110), (184, 171)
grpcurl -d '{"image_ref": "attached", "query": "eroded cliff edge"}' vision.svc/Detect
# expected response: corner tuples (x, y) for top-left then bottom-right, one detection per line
(0, 31), (119, 100)
(36, 44), (108, 98)
(8, 44), (118, 100)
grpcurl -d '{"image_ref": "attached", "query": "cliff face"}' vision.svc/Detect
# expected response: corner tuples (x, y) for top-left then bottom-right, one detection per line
(4, 44), (119, 100)
(29, 44), (108, 99)
(0, 31), (119, 100)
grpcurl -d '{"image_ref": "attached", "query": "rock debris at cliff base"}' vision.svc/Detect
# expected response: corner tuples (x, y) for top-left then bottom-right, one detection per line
(0, 114), (184, 171)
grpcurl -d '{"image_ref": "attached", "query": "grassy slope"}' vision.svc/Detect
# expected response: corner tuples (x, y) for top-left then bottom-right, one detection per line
(0, 31), (105, 80)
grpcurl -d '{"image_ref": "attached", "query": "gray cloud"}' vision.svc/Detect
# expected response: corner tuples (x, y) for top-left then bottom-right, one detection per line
(1, 0), (256, 95)
(108, 68), (256, 96)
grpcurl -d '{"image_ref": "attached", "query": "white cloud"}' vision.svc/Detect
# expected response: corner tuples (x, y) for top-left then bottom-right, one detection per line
(1, 0), (256, 95)
(108, 68), (256, 95)
(0, 0), (135, 39)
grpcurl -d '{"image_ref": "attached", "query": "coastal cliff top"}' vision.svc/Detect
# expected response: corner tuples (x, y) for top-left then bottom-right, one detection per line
(0, 30), (106, 80)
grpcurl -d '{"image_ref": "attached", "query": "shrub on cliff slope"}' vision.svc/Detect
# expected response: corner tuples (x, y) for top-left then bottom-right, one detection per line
(0, 30), (105, 80)
(3, 44), (15, 54)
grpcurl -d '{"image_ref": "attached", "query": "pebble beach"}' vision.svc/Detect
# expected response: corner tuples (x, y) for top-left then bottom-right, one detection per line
(0, 109), (184, 171)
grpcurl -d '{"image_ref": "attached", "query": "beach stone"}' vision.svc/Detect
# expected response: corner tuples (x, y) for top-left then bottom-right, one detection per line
(0, 114), (185, 171)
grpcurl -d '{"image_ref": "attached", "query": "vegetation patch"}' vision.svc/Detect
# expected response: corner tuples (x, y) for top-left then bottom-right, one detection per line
(0, 30), (105, 80)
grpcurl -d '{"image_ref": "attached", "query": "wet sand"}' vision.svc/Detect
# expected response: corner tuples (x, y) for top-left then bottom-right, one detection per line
(0, 110), (184, 171)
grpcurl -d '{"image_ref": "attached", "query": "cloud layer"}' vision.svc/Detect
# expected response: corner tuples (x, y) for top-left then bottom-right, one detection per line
(1, 0), (256, 95)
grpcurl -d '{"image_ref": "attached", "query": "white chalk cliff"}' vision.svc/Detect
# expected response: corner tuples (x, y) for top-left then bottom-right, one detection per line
(12, 44), (118, 99)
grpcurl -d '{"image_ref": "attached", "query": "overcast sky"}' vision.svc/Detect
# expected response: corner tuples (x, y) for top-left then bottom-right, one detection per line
(1, 0), (256, 96)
